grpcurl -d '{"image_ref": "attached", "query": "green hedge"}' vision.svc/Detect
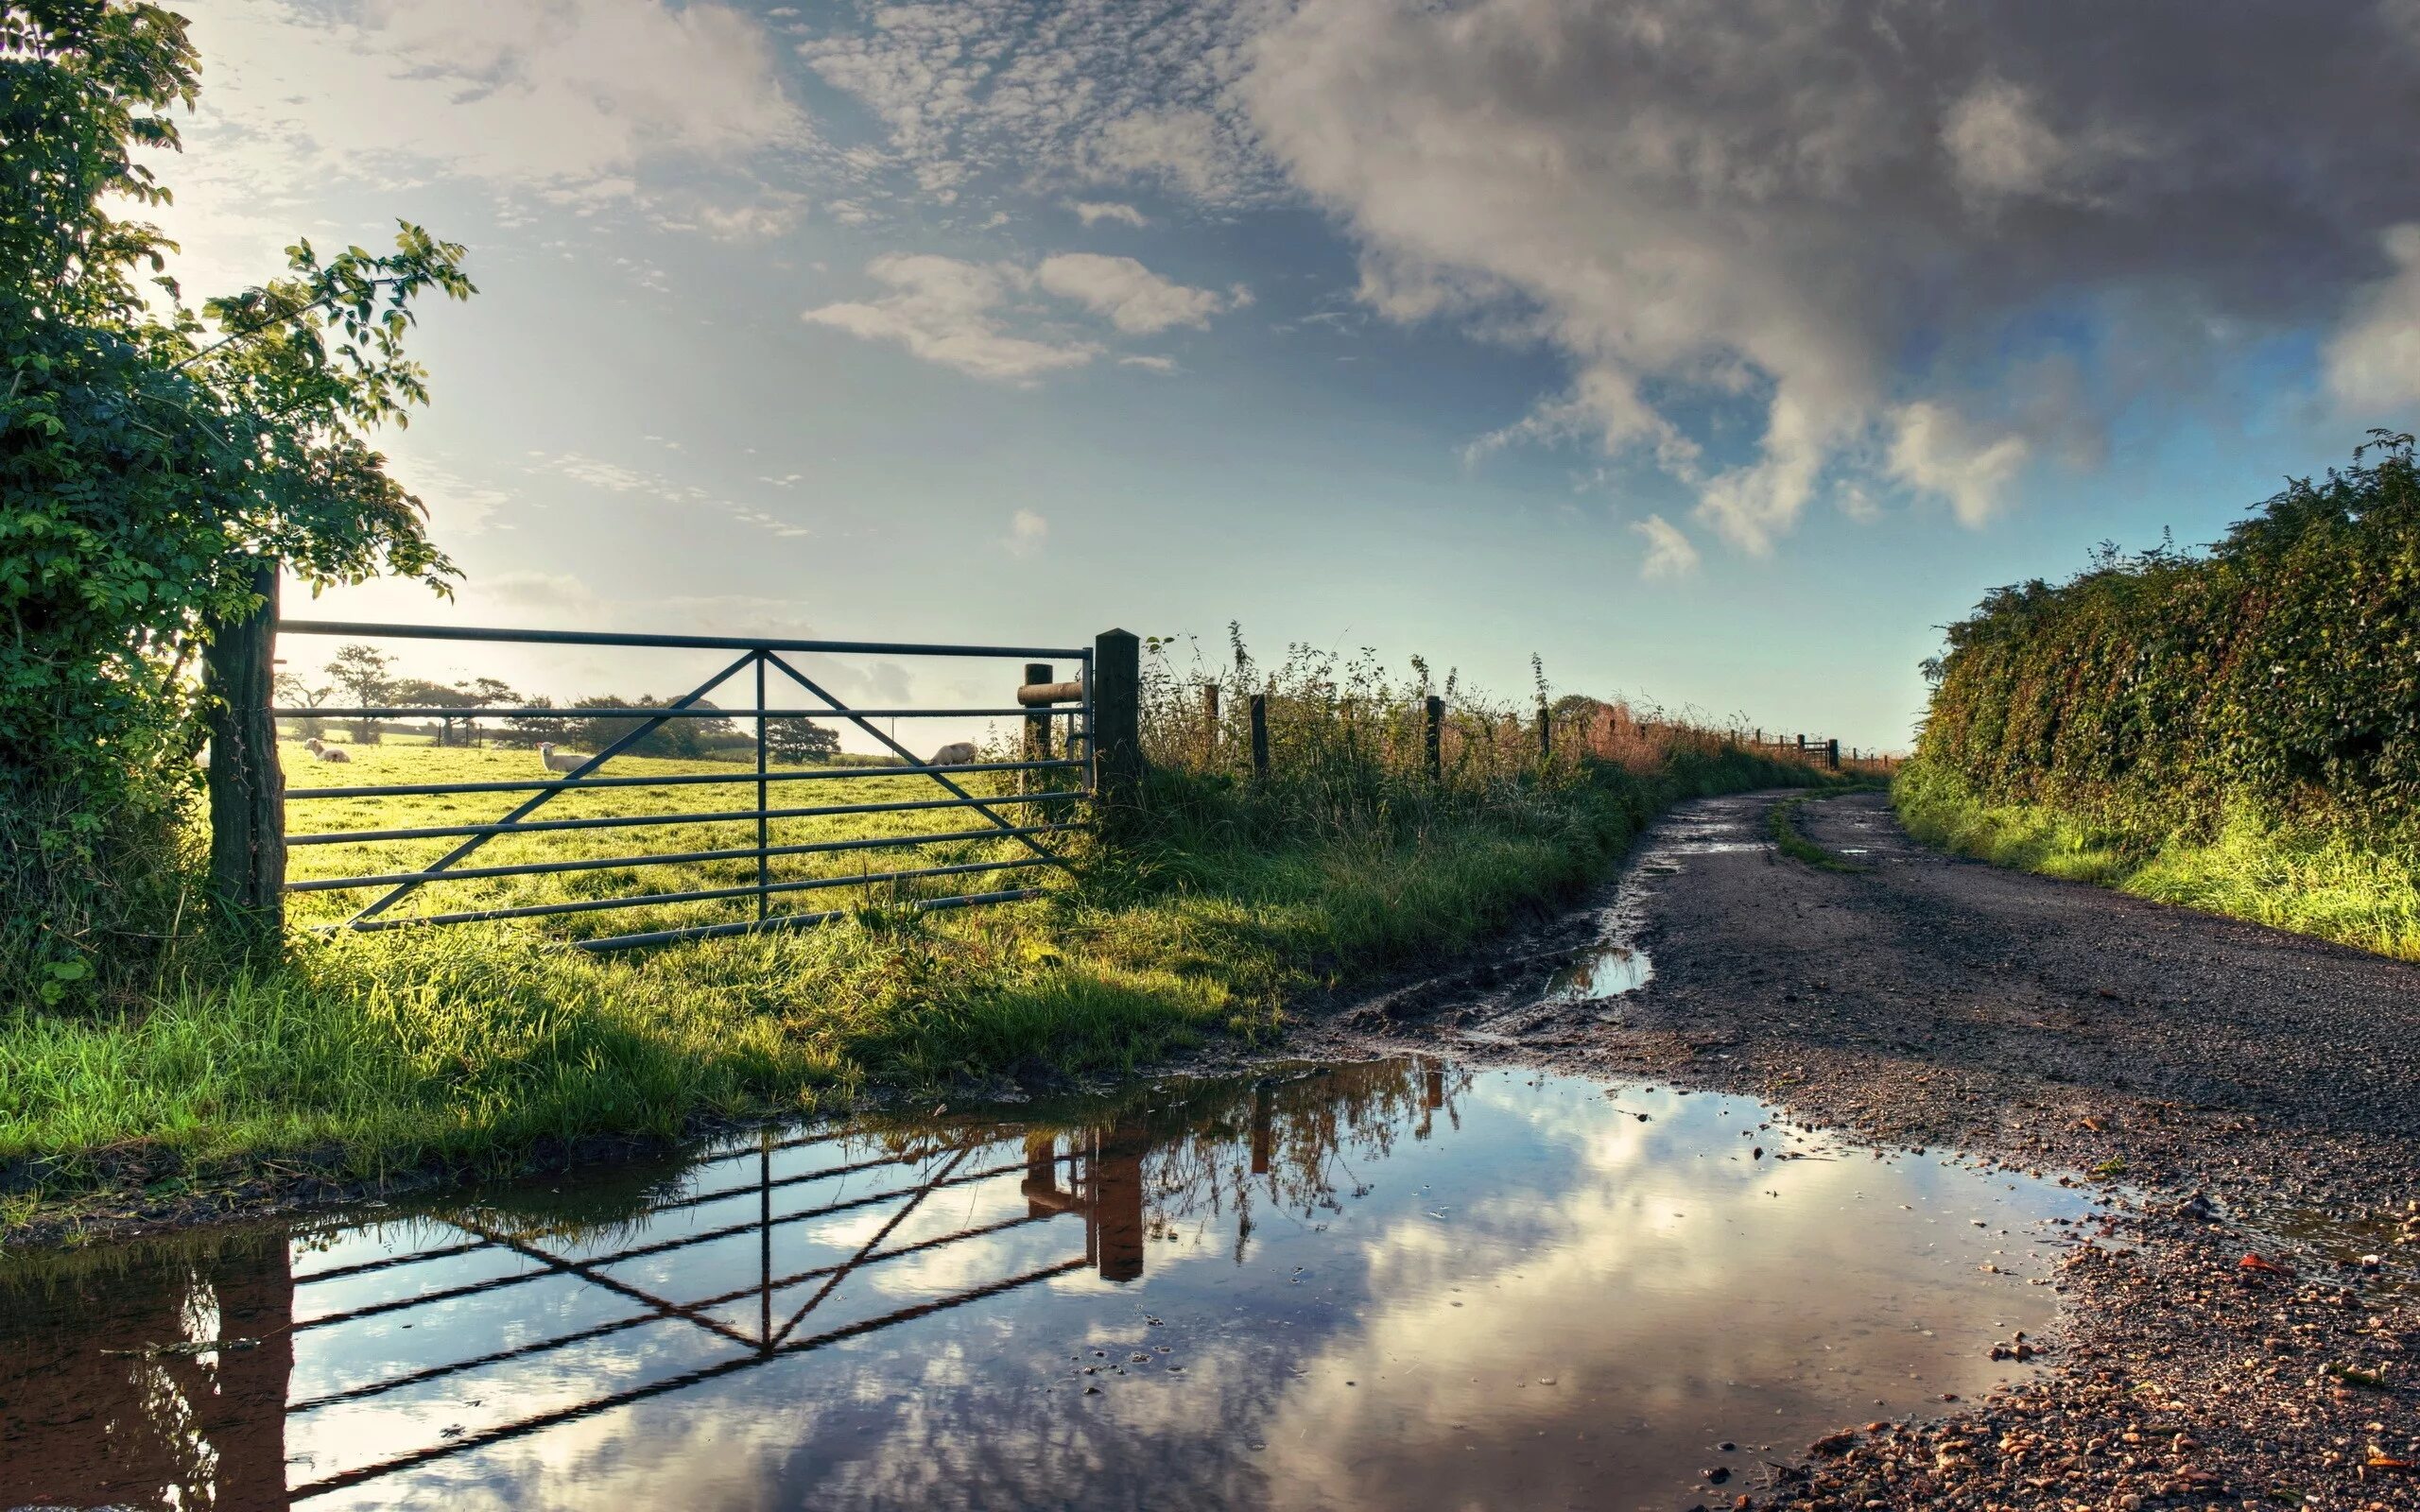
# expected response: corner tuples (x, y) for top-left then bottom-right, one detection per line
(1910, 433), (2420, 850)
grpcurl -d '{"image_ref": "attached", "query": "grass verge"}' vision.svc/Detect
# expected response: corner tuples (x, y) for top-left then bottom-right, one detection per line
(1893, 763), (2420, 961)
(2, 745), (1829, 1229)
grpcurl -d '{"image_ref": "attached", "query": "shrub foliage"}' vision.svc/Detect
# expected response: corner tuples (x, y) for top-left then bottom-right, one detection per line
(2, 1), (472, 994)
(1911, 433), (2420, 848)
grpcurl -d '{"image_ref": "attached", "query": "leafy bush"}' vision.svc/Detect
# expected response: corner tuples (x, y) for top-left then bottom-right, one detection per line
(1910, 433), (2420, 851)
(1, 2), (473, 996)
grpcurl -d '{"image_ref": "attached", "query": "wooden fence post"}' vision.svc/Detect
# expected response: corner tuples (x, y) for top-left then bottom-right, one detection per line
(1536, 703), (1551, 762)
(1424, 695), (1444, 783)
(1201, 682), (1220, 754)
(1826, 738), (1840, 771)
(204, 558), (285, 937)
(1093, 629), (1142, 812)
(1023, 662), (1053, 782)
(1249, 693), (1270, 783)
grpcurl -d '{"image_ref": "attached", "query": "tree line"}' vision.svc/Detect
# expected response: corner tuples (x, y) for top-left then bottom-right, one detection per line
(275, 644), (842, 762)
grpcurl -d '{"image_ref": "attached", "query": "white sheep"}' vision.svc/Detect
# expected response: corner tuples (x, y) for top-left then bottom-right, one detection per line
(927, 741), (978, 767)
(303, 737), (351, 764)
(537, 742), (583, 774)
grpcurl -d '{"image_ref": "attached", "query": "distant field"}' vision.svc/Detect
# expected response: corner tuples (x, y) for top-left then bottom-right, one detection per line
(281, 741), (1079, 942)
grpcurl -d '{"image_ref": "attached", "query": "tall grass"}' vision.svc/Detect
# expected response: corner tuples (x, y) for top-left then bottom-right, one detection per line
(1, 632), (1830, 1221)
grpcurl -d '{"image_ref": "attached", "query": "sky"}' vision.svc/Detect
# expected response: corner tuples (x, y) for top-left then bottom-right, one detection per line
(156, 0), (2420, 750)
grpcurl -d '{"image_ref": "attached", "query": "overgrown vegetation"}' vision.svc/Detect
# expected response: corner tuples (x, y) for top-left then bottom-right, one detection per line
(3, 2), (472, 1001)
(1900, 433), (2420, 957)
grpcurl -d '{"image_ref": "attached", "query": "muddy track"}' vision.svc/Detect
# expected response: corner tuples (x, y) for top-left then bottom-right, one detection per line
(1300, 789), (2420, 1511)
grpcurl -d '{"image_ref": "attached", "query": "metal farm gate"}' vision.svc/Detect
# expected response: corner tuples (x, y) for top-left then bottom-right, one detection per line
(200, 596), (1141, 952)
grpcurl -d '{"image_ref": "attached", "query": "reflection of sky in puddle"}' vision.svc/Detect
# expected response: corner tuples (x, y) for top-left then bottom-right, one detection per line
(1, 1064), (2096, 1512)
(1545, 939), (1652, 1000)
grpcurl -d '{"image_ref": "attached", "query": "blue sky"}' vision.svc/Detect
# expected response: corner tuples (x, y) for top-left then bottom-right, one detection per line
(163, 1), (2420, 748)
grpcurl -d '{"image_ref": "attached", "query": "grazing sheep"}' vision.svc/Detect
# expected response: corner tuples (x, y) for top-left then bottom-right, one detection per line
(927, 741), (978, 767)
(537, 742), (583, 774)
(303, 737), (351, 764)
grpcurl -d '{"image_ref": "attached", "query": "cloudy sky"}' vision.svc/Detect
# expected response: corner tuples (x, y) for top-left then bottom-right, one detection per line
(164, 0), (2420, 746)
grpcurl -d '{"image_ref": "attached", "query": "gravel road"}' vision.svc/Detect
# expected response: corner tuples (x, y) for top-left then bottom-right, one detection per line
(1305, 788), (2420, 1512)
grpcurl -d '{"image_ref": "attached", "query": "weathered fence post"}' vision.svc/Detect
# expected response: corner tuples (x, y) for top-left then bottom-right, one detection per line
(1424, 695), (1444, 783)
(204, 558), (285, 937)
(1826, 738), (1841, 771)
(1201, 682), (1220, 755)
(1796, 734), (1806, 760)
(1094, 629), (1142, 813)
(1536, 703), (1551, 762)
(1023, 662), (1053, 787)
(1249, 693), (1270, 783)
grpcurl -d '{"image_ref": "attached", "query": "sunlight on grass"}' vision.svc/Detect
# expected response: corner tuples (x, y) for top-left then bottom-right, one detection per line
(1894, 765), (2420, 961)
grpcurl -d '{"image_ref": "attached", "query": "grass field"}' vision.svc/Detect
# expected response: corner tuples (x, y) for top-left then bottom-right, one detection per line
(280, 740), (1076, 943)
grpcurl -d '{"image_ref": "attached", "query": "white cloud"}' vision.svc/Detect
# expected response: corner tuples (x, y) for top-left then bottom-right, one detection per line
(803, 254), (1102, 382)
(1885, 403), (2033, 529)
(1071, 200), (1150, 228)
(179, 0), (808, 194)
(806, 250), (1236, 379)
(1007, 508), (1050, 557)
(1226, 0), (2420, 550)
(1631, 514), (1700, 579)
(1118, 354), (1179, 373)
(1034, 253), (1230, 334)
(484, 570), (596, 612)
(2325, 224), (2420, 413)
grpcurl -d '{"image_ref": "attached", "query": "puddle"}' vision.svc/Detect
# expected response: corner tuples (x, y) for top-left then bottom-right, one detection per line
(1546, 939), (1653, 1000)
(0, 1061), (2092, 1512)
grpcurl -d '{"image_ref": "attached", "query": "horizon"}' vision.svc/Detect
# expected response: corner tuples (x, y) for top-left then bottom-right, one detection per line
(165, 0), (2420, 749)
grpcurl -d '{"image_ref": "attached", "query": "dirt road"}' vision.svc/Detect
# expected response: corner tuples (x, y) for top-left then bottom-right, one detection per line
(1311, 789), (2420, 1511)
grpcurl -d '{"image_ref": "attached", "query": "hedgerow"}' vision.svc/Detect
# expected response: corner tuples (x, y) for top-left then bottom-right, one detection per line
(1910, 432), (2420, 852)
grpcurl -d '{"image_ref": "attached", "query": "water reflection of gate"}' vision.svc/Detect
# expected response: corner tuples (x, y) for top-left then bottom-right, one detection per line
(282, 1125), (1155, 1502)
(1, 1058), (1462, 1512)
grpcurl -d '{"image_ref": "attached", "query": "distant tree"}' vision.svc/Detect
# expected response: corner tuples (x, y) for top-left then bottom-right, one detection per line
(452, 676), (520, 747)
(764, 719), (841, 764)
(567, 696), (737, 760)
(387, 678), (481, 747)
(272, 670), (331, 739)
(502, 696), (566, 748)
(325, 644), (394, 744)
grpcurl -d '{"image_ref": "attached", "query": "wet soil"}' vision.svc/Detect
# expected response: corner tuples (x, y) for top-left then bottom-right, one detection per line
(1298, 789), (2420, 1511)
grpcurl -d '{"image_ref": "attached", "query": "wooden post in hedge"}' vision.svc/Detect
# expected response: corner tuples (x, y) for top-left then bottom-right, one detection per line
(1826, 738), (1841, 771)
(1424, 695), (1445, 783)
(1536, 702), (1551, 762)
(1200, 682), (1220, 754)
(204, 558), (285, 937)
(1249, 693), (1270, 783)
(1093, 628), (1142, 815)
(1022, 662), (1053, 792)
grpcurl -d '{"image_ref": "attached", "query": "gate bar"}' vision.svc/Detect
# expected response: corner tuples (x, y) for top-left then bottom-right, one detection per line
(289, 789), (1081, 847)
(285, 757), (1080, 801)
(326, 856), (1059, 931)
(576, 886), (1045, 953)
(276, 619), (1087, 660)
(287, 822), (1083, 892)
